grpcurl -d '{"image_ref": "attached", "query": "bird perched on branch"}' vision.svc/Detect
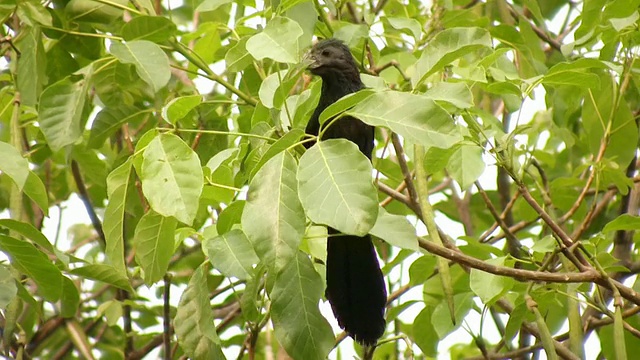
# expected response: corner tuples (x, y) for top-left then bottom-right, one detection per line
(303, 38), (387, 346)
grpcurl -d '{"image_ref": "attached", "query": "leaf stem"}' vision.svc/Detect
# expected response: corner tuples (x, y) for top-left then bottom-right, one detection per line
(413, 144), (456, 324)
(170, 40), (258, 106)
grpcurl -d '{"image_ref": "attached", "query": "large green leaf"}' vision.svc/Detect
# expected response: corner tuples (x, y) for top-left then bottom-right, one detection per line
(246, 16), (303, 64)
(0, 219), (54, 254)
(346, 91), (461, 149)
(370, 208), (418, 250)
(242, 152), (305, 269)
(412, 27), (492, 87)
(225, 37), (253, 72)
(424, 82), (474, 109)
(38, 76), (88, 151)
(88, 106), (148, 148)
(140, 133), (203, 225)
(110, 40), (170, 93)
(446, 142), (486, 189)
(0, 142), (30, 189)
(270, 252), (335, 360)
(203, 229), (258, 280)
(133, 210), (177, 285)
(16, 26), (46, 107)
(470, 257), (514, 304)
(0, 266), (17, 309)
(297, 140), (379, 236)
(162, 95), (202, 125)
(583, 74), (638, 168)
(121, 15), (177, 43)
(69, 264), (133, 292)
(103, 162), (132, 274)
(0, 235), (63, 302)
(175, 263), (226, 360)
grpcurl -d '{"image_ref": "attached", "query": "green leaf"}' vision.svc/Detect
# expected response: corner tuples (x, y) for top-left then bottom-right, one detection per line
(103, 159), (132, 273)
(195, 0), (232, 12)
(541, 71), (600, 88)
(270, 252), (335, 360)
(318, 89), (375, 125)
(249, 129), (304, 179)
(413, 27), (492, 87)
(258, 70), (287, 109)
(0, 235), (63, 302)
(413, 306), (438, 357)
(203, 229), (258, 280)
(17, 0), (52, 26)
(103, 185), (128, 274)
(583, 74), (638, 168)
(242, 152), (305, 269)
(110, 40), (170, 93)
(0, 266), (17, 309)
(66, 0), (125, 24)
(386, 17), (422, 40)
(16, 26), (46, 106)
(424, 82), (474, 109)
(39, 76), (88, 151)
(603, 214), (640, 232)
(431, 293), (474, 339)
(610, 11), (639, 31)
(133, 211), (178, 285)
(2, 165), (45, 215)
(346, 91), (461, 149)
(69, 264), (134, 292)
(298, 140), (379, 236)
(121, 15), (177, 42)
(470, 257), (514, 304)
(89, 106), (148, 148)
(140, 133), (203, 225)
(246, 16), (303, 64)
(225, 37), (253, 72)
(60, 277), (80, 318)
(175, 263), (226, 360)
(446, 142), (485, 189)
(162, 95), (202, 124)
(0, 219), (54, 254)
(370, 208), (417, 250)
(216, 200), (245, 234)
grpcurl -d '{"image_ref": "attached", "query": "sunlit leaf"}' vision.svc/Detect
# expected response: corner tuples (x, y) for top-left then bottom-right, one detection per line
(242, 152), (305, 269)
(346, 91), (461, 149)
(271, 252), (335, 360)
(140, 134), (203, 225)
(203, 229), (258, 280)
(246, 16), (303, 63)
(175, 264), (225, 359)
(0, 235), (63, 302)
(110, 40), (170, 93)
(133, 210), (178, 284)
(39, 76), (88, 151)
(298, 140), (379, 236)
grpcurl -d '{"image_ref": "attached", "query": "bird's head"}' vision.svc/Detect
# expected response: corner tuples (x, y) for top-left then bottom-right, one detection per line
(304, 39), (360, 78)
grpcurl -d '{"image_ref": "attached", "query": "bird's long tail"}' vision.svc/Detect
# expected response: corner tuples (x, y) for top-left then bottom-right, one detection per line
(325, 228), (387, 346)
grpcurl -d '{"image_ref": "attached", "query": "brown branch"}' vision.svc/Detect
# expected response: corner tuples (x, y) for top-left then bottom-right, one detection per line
(71, 160), (106, 247)
(559, 140), (608, 225)
(417, 238), (597, 283)
(476, 182), (521, 254)
(391, 134), (421, 217)
(517, 185), (589, 270)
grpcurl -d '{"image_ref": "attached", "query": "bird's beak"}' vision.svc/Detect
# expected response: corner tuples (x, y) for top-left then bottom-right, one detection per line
(303, 51), (320, 69)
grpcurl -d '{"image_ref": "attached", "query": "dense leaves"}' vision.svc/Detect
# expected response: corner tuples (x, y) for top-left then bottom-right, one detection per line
(2, 0), (640, 359)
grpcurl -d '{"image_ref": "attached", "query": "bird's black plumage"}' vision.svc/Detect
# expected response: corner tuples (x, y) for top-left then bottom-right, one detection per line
(304, 39), (386, 346)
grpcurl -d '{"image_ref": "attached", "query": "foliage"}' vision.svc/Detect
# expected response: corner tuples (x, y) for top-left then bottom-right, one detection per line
(1, 0), (640, 359)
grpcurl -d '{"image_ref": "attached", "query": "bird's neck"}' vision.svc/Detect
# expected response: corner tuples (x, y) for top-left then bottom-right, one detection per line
(317, 72), (363, 108)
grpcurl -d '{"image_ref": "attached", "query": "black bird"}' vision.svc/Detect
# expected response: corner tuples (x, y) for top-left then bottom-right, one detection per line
(304, 39), (387, 346)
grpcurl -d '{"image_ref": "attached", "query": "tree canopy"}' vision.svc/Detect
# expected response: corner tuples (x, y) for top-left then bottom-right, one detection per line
(1, 0), (640, 359)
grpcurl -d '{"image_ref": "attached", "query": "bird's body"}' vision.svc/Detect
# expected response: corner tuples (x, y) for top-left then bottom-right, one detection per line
(303, 39), (386, 346)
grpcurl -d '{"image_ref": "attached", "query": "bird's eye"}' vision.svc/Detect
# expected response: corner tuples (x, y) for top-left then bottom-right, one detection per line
(322, 49), (330, 56)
